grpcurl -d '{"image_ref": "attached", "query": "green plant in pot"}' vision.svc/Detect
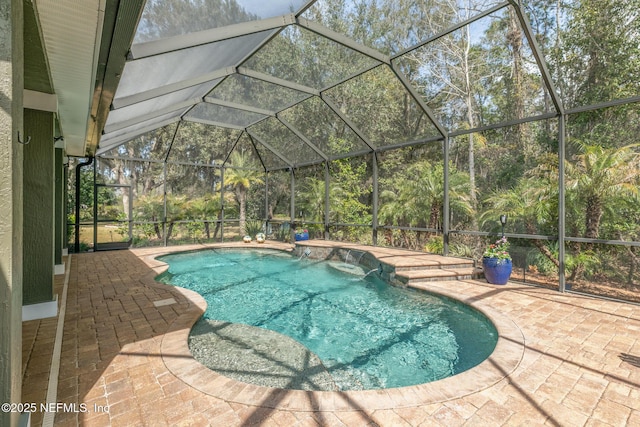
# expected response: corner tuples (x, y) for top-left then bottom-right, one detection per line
(482, 236), (512, 285)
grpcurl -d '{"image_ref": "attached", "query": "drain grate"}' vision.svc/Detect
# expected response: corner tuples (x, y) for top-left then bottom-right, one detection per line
(153, 298), (177, 307)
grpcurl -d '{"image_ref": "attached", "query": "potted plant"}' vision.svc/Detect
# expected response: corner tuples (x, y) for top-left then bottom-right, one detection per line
(295, 228), (309, 241)
(482, 236), (512, 285)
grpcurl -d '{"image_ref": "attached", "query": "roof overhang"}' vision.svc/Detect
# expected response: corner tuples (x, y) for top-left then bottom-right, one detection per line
(31, 0), (144, 157)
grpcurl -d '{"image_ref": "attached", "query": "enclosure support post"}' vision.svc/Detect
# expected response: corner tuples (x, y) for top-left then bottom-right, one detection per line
(220, 167), (225, 242)
(93, 160), (98, 251)
(372, 152), (379, 246)
(558, 115), (566, 292)
(163, 162), (168, 247)
(75, 157), (93, 253)
(443, 136), (450, 256)
(128, 186), (133, 244)
(290, 168), (295, 233)
(265, 171), (269, 231)
(324, 162), (330, 240)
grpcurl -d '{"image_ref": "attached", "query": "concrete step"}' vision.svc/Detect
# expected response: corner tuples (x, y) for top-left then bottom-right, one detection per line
(395, 267), (482, 285)
(393, 262), (475, 272)
(381, 255), (474, 272)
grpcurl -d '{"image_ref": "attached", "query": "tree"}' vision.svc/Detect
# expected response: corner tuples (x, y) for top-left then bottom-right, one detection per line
(297, 177), (343, 224)
(224, 151), (264, 235)
(565, 143), (640, 241)
(379, 160), (473, 249)
(186, 195), (221, 239)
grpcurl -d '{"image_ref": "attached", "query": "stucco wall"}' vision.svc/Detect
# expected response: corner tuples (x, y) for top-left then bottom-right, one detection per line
(0, 1), (24, 425)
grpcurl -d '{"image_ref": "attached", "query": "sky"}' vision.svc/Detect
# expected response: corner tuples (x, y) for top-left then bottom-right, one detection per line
(236, 0), (308, 18)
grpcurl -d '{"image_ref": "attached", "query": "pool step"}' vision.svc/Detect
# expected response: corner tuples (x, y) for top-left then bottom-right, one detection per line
(293, 241), (482, 285)
(381, 254), (474, 271)
(393, 263), (482, 285)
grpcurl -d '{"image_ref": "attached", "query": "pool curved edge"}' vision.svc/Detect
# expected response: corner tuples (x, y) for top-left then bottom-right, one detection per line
(143, 244), (525, 412)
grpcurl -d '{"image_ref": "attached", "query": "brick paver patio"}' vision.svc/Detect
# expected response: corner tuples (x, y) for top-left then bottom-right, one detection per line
(21, 242), (640, 426)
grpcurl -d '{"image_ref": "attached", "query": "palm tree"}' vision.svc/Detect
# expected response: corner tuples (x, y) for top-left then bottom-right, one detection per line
(565, 143), (640, 240)
(378, 161), (474, 249)
(564, 143), (640, 280)
(186, 195), (221, 239)
(224, 151), (264, 236)
(297, 178), (343, 223)
(481, 176), (559, 268)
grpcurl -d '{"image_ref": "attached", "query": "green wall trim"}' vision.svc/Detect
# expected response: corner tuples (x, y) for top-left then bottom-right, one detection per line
(55, 147), (64, 264)
(23, 108), (54, 305)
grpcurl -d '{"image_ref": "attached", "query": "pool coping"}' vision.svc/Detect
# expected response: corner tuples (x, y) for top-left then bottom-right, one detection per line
(139, 242), (525, 411)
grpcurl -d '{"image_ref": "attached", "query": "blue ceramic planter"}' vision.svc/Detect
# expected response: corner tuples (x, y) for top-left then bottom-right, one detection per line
(482, 257), (512, 285)
(295, 231), (309, 241)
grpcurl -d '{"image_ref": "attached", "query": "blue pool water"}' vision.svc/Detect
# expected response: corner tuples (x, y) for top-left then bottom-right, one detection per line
(157, 248), (498, 390)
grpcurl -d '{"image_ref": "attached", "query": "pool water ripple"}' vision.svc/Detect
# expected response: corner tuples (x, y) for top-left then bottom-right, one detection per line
(158, 248), (498, 391)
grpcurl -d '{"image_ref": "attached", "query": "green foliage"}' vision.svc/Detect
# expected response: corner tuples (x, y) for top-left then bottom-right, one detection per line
(86, 0), (640, 291)
(526, 243), (559, 276)
(244, 220), (263, 237)
(425, 236), (444, 254)
(483, 237), (512, 261)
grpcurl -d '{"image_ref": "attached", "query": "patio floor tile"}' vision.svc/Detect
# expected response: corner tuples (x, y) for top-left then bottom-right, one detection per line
(20, 242), (640, 426)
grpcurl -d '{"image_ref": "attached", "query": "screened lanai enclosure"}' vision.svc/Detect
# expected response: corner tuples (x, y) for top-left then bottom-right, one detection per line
(69, 0), (640, 303)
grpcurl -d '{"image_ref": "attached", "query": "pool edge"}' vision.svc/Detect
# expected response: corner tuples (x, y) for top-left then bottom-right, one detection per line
(140, 243), (525, 412)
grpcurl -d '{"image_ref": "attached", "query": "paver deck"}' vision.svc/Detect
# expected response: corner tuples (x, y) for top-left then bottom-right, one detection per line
(21, 241), (640, 426)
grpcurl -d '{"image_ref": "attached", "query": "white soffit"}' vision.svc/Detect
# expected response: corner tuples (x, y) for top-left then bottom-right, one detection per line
(34, 0), (105, 156)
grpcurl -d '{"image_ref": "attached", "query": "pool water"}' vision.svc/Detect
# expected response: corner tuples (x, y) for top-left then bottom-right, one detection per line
(157, 248), (498, 390)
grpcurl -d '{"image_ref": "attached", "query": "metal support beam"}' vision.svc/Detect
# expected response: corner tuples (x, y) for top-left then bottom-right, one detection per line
(203, 97), (276, 116)
(247, 130), (295, 169)
(566, 95), (640, 115)
(111, 67), (233, 109)
(558, 114), (566, 292)
(509, 0), (564, 114)
(390, 62), (448, 138)
(448, 112), (558, 138)
(320, 94), (376, 151)
(290, 168), (296, 227)
(163, 161), (168, 246)
(220, 167), (225, 242)
(319, 62), (381, 93)
(296, 17), (390, 64)
(130, 14), (297, 59)
(238, 67), (320, 96)
(392, 2), (510, 59)
(443, 137), (450, 255)
(372, 152), (379, 245)
(265, 171), (270, 224)
(96, 117), (181, 155)
(247, 133), (268, 171)
(324, 161), (330, 240)
(184, 116), (247, 131)
(105, 101), (196, 133)
(222, 131), (245, 166)
(163, 121), (182, 167)
(277, 116), (329, 161)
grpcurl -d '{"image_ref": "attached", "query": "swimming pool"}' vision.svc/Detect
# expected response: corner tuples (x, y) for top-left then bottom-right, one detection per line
(157, 248), (498, 391)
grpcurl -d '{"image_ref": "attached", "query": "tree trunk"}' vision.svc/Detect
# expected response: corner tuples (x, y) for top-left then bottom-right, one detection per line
(526, 221), (559, 268)
(166, 222), (175, 242)
(213, 210), (222, 239)
(239, 188), (247, 236)
(429, 202), (441, 233)
(507, 7), (527, 156)
(585, 195), (602, 240)
(154, 220), (162, 241)
(569, 195), (603, 281)
(463, 25), (479, 232)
